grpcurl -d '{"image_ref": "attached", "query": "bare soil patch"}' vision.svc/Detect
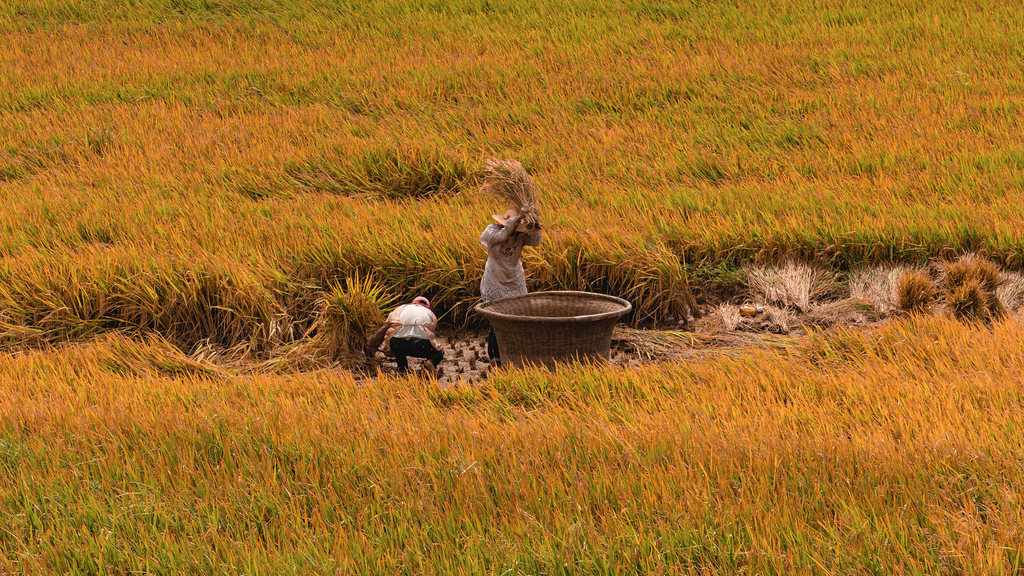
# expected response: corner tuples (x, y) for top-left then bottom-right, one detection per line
(357, 323), (817, 386)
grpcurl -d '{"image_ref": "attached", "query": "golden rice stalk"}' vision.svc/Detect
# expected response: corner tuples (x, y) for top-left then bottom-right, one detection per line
(480, 158), (540, 226)
(948, 278), (996, 322)
(849, 266), (908, 315)
(268, 273), (395, 371)
(897, 271), (935, 314)
(612, 327), (696, 360)
(801, 298), (875, 328)
(743, 261), (832, 313)
(997, 271), (1024, 311)
(940, 254), (1006, 321)
(939, 253), (1006, 293)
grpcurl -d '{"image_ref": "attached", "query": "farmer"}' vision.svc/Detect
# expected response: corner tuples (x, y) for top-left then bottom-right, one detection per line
(479, 207), (542, 365)
(365, 296), (444, 377)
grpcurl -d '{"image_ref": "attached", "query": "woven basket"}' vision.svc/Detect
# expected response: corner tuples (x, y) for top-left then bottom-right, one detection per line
(474, 291), (632, 368)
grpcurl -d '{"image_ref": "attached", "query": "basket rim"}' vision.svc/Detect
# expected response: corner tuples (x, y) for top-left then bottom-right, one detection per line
(473, 290), (632, 324)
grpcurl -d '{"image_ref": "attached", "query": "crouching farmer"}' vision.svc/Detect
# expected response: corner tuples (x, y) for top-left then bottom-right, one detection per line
(365, 296), (444, 377)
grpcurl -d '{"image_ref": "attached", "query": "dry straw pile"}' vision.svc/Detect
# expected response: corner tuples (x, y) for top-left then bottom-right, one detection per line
(897, 254), (1008, 321)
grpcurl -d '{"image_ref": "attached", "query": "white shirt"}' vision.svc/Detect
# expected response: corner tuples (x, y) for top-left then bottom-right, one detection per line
(390, 304), (437, 341)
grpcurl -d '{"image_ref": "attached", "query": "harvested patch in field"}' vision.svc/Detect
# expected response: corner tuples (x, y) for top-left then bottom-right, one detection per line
(743, 261), (832, 313)
(694, 298), (873, 338)
(0, 253), (1008, 366)
(850, 265), (908, 315)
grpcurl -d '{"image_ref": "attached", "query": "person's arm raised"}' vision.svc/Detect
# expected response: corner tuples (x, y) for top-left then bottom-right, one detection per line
(480, 218), (521, 246)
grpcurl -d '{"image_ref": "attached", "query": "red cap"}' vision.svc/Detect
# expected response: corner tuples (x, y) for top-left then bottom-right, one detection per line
(412, 296), (430, 308)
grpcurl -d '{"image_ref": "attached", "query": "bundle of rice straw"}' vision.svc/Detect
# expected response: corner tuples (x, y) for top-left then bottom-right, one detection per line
(480, 158), (540, 227)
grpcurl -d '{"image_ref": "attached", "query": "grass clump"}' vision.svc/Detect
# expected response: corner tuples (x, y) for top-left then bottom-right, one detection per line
(897, 270), (936, 314)
(940, 254), (1006, 322)
(272, 273), (395, 369)
(315, 273), (396, 353)
(943, 253), (1004, 293)
(897, 255), (1008, 321)
(948, 278), (1001, 322)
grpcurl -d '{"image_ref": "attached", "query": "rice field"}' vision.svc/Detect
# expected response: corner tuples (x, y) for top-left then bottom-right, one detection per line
(2, 317), (1024, 573)
(4, 0), (1024, 572)
(3, 0), (1024, 337)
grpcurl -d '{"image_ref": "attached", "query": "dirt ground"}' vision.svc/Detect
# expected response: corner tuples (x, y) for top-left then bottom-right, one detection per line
(356, 325), (790, 385)
(357, 328), (643, 385)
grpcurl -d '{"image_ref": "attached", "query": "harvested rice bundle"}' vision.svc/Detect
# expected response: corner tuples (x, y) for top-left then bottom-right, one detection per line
(938, 254), (1006, 321)
(480, 158), (540, 227)
(897, 271), (935, 314)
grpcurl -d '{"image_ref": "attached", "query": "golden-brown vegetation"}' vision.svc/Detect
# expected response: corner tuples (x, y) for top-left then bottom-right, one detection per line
(941, 254), (1007, 321)
(898, 270), (936, 314)
(2, 0), (1024, 344)
(4, 2), (1024, 571)
(2, 316), (1024, 573)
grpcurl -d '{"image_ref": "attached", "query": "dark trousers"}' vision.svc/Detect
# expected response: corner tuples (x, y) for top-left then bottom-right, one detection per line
(487, 326), (499, 362)
(390, 337), (444, 373)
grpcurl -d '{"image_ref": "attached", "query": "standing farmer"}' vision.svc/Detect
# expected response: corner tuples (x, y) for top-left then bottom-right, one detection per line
(479, 208), (542, 365)
(365, 296), (444, 377)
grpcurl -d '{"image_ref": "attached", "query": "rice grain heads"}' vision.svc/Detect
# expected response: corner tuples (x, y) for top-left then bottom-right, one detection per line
(481, 158), (540, 227)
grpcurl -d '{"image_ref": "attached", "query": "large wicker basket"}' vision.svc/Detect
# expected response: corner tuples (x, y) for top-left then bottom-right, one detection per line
(474, 291), (632, 368)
